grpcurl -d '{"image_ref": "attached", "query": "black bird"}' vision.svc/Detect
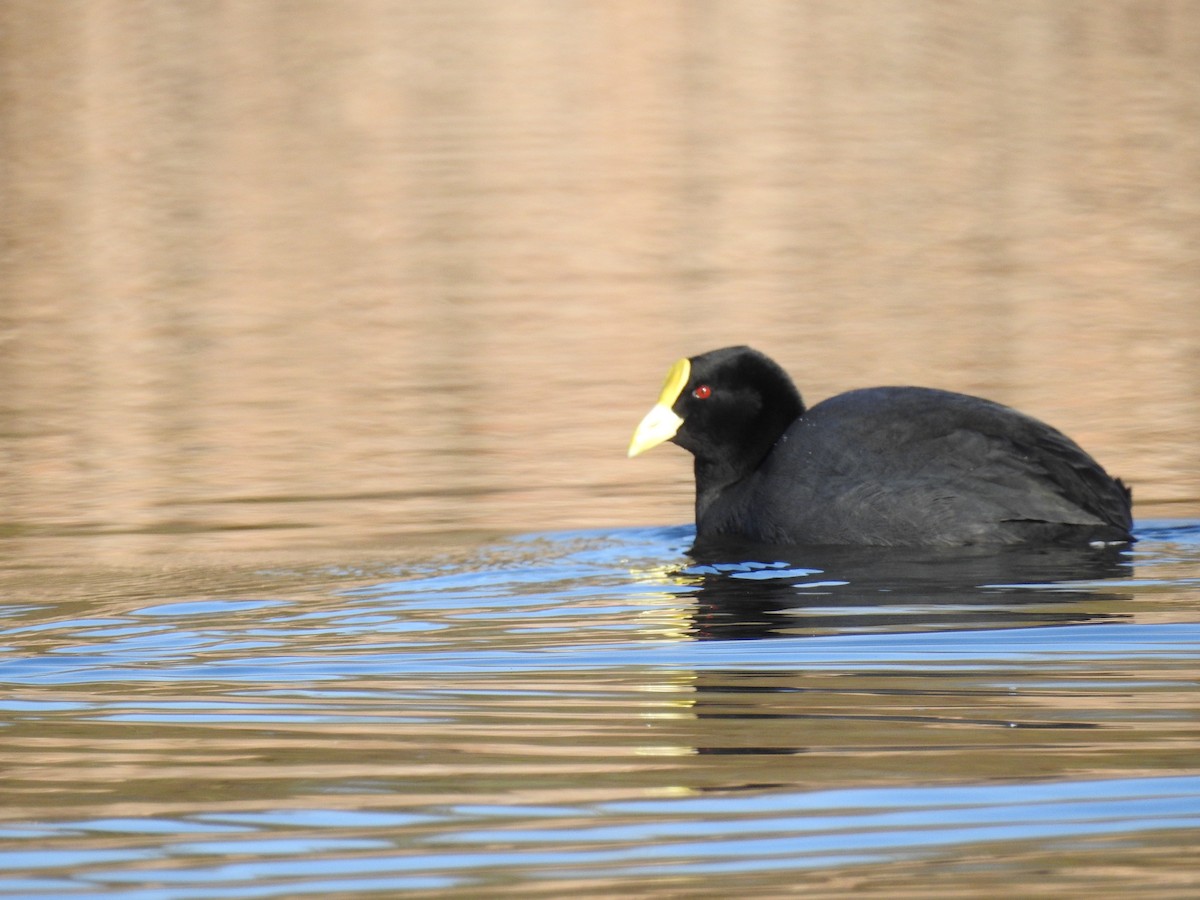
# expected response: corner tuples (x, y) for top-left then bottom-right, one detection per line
(628, 346), (1134, 547)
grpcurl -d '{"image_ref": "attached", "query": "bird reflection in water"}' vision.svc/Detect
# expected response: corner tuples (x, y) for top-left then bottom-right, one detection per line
(679, 539), (1134, 641)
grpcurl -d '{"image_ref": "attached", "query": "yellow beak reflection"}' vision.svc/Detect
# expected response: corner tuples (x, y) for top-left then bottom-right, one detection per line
(627, 357), (690, 458)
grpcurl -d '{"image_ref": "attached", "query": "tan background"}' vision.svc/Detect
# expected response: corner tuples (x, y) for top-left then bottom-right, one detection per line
(3, 1), (1199, 566)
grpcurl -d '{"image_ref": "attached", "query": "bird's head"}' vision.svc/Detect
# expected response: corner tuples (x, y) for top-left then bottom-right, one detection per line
(628, 346), (804, 486)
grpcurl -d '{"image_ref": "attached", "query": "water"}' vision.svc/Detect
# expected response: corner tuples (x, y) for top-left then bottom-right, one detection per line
(1, 523), (1198, 896)
(3, 1), (1200, 895)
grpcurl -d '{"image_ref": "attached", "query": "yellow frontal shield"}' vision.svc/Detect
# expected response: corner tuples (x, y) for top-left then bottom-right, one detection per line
(628, 357), (690, 457)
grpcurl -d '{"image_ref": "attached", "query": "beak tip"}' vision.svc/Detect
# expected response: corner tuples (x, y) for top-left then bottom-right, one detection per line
(627, 403), (684, 460)
(627, 358), (690, 460)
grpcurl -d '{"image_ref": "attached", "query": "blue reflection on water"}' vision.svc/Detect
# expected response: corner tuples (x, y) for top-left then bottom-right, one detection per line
(0, 521), (1198, 896)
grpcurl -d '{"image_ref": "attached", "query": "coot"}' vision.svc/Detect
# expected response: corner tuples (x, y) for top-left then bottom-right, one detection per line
(628, 346), (1134, 547)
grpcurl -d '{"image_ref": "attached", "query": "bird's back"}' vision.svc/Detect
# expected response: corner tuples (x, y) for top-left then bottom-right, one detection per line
(700, 386), (1133, 547)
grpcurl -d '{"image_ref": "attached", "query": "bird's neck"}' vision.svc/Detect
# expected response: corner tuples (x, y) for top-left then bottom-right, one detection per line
(693, 456), (750, 526)
(691, 395), (804, 531)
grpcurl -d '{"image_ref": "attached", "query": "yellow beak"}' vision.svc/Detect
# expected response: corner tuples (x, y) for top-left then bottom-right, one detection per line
(627, 357), (690, 457)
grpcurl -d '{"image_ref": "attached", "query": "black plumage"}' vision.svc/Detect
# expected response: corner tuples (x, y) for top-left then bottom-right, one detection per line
(628, 346), (1134, 547)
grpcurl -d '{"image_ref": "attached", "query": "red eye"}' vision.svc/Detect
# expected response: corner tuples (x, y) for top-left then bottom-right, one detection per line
(692, 384), (712, 400)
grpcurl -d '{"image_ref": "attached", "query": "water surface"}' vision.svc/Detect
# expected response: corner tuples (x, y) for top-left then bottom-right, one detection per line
(2, 1), (1200, 895)
(2, 523), (1199, 896)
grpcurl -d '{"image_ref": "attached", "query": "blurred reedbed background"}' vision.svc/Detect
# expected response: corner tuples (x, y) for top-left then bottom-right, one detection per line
(2, 1), (1200, 560)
